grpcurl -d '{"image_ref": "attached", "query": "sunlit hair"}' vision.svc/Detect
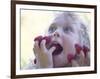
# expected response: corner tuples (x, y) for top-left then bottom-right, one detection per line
(47, 11), (90, 48)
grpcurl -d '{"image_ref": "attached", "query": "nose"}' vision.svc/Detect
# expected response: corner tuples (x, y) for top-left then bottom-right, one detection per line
(53, 32), (60, 37)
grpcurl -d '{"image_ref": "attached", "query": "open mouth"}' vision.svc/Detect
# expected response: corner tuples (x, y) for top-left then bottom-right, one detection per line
(34, 36), (63, 55)
(49, 42), (63, 55)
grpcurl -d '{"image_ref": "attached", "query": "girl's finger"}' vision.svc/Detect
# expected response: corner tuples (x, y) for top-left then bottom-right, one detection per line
(40, 40), (46, 52)
(34, 41), (39, 49)
(72, 60), (79, 67)
(78, 51), (85, 66)
(48, 46), (56, 54)
(33, 48), (36, 54)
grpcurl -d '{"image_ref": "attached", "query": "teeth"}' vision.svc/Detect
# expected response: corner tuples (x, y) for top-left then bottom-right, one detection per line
(52, 41), (58, 44)
(53, 42), (57, 44)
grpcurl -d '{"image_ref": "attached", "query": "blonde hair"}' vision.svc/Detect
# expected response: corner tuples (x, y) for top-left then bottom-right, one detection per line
(58, 12), (90, 48)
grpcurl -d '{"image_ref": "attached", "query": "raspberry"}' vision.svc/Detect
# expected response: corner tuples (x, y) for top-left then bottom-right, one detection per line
(34, 35), (63, 55)
(43, 36), (51, 45)
(83, 45), (90, 57)
(34, 36), (51, 47)
(75, 44), (82, 54)
(34, 36), (43, 46)
(67, 53), (75, 63)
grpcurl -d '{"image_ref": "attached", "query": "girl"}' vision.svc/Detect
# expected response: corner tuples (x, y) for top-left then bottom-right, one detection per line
(33, 12), (90, 68)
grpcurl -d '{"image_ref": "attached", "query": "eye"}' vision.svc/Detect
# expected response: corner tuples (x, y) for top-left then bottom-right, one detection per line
(48, 24), (57, 33)
(63, 26), (72, 33)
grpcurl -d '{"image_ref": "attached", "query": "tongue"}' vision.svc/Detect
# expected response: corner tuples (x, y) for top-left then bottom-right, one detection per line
(50, 43), (63, 55)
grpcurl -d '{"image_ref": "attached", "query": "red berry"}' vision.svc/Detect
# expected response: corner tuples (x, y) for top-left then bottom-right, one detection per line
(83, 45), (90, 57)
(43, 36), (51, 45)
(75, 44), (82, 54)
(67, 53), (75, 63)
(34, 36), (43, 46)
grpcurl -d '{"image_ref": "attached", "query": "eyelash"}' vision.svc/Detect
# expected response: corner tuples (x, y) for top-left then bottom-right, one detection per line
(48, 26), (72, 34)
(48, 26), (57, 33)
(63, 27), (71, 33)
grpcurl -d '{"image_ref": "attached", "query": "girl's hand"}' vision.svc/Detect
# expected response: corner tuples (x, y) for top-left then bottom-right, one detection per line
(72, 50), (90, 67)
(33, 40), (55, 68)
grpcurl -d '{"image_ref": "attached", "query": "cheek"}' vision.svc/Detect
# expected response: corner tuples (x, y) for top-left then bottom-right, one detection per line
(62, 34), (77, 55)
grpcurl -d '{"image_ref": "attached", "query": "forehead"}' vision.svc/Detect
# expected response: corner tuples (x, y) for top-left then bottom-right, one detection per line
(51, 12), (78, 27)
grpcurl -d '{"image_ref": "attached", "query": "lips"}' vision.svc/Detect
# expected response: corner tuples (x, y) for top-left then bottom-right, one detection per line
(34, 36), (63, 55)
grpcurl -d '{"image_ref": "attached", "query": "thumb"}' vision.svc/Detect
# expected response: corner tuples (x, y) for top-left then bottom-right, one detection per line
(49, 47), (56, 54)
(78, 51), (85, 65)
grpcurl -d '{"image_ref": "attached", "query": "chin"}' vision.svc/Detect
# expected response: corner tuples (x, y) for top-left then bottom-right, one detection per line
(53, 51), (69, 68)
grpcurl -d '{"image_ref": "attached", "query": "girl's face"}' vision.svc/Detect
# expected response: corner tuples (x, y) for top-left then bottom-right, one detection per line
(47, 14), (80, 67)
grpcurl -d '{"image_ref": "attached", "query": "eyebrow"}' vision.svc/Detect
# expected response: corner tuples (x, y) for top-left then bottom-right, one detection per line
(65, 24), (76, 33)
(50, 23), (57, 27)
